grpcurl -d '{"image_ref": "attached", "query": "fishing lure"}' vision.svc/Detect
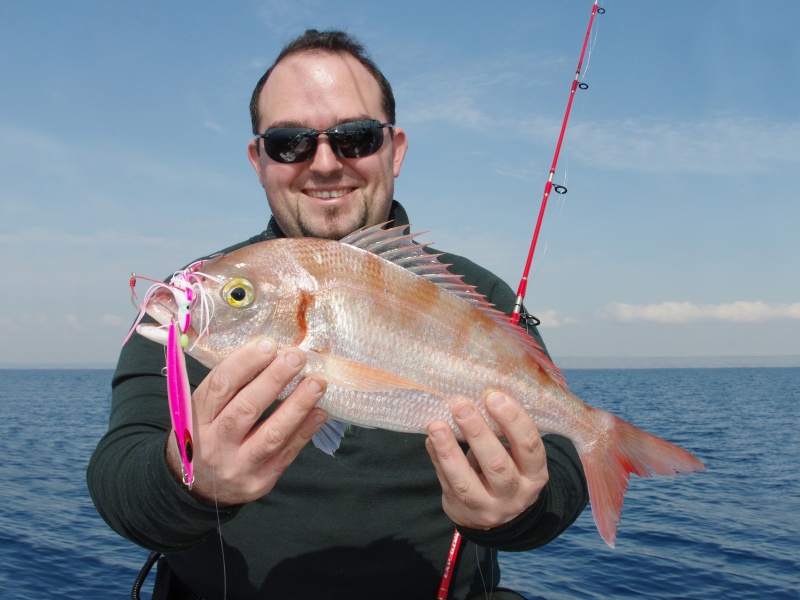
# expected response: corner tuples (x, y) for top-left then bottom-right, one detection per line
(126, 261), (222, 488)
(166, 318), (194, 487)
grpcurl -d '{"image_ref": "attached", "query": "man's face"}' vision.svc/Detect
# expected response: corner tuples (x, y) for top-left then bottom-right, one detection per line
(248, 51), (408, 240)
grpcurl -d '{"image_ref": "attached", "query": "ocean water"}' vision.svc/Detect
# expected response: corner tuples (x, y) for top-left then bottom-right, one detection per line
(0, 367), (797, 599)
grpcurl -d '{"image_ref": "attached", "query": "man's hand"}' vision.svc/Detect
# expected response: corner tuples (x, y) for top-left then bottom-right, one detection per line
(425, 392), (548, 530)
(166, 338), (328, 505)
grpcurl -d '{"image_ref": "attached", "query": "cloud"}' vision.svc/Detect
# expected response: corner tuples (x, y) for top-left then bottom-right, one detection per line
(203, 120), (224, 132)
(0, 121), (255, 248)
(394, 54), (800, 178)
(569, 116), (800, 176)
(101, 315), (126, 327)
(396, 49), (565, 130)
(0, 312), (128, 338)
(0, 226), (178, 248)
(602, 301), (800, 323)
(254, 0), (324, 32)
(536, 309), (580, 328)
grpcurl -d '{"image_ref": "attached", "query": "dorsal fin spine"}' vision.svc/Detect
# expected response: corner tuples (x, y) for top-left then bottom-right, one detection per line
(339, 223), (567, 390)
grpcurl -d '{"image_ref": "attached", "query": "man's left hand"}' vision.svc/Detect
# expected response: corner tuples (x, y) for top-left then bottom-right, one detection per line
(425, 392), (549, 530)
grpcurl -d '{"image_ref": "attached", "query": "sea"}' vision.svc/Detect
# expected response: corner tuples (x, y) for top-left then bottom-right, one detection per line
(0, 367), (797, 599)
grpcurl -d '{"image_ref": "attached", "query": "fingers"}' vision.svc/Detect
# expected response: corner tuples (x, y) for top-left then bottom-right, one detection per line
(194, 338), (279, 423)
(224, 369), (329, 501)
(482, 392), (547, 482)
(216, 346), (306, 437)
(425, 422), (473, 508)
(425, 392), (548, 529)
(197, 339), (314, 441)
(246, 376), (328, 469)
(185, 339), (330, 504)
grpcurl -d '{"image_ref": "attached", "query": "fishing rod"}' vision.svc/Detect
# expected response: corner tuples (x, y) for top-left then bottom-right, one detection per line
(510, 0), (604, 327)
(436, 3), (604, 598)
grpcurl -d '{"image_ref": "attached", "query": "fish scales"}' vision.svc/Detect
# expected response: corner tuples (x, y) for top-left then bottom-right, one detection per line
(293, 239), (553, 434)
(135, 224), (705, 547)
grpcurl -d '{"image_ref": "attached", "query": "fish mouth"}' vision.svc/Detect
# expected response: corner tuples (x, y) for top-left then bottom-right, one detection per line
(136, 288), (199, 347)
(136, 322), (172, 345)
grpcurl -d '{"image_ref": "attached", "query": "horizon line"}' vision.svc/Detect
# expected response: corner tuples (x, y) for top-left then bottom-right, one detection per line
(1, 355), (798, 370)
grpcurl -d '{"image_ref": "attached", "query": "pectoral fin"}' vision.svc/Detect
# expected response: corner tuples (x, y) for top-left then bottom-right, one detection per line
(311, 419), (347, 455)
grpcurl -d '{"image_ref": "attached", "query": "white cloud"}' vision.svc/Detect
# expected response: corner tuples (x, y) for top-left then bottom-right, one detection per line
(397, 51), (564, 130)
(395, 54), (800, 178)
(254, 0), (324, 32)
(0, 122), (249, 210)
(0, 312), (128, 337)
(569, 116), (800, 176)
(101, 315), (126, 327)
(536, 309), (580, 328)
(602, 301), (800, 323)
(203, 120), (224, 132)
(0, 226), (177, 248)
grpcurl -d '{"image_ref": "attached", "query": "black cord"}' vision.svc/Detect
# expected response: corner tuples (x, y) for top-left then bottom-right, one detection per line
(132, 551), (160, 600)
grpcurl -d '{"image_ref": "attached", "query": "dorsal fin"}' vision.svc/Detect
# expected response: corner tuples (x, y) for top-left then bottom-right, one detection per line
(340, 223), (567, 390)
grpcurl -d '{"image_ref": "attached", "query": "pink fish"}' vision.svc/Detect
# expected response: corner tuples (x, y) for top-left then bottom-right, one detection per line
(135, 224), (705, 547)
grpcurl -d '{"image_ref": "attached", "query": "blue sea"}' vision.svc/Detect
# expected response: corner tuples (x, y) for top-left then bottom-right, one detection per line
(0, 367), (797, 599)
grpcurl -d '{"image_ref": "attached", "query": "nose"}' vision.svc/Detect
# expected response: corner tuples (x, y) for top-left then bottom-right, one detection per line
(308, 135), (344, 176)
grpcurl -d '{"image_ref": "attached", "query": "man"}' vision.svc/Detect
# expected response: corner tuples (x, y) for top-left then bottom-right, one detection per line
(88, 30), (588, 599)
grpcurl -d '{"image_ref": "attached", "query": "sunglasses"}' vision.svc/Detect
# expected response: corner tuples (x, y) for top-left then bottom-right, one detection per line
(255, 119), (394, 164)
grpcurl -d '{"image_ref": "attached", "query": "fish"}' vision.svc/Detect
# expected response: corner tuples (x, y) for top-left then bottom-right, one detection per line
(133, 223), (705, 547)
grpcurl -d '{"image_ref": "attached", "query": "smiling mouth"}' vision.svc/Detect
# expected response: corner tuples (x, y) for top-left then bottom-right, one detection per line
(305, 188), (354, 199)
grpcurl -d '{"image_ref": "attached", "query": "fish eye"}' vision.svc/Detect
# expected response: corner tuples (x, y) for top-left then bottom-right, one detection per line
(221, 278), (255, 308)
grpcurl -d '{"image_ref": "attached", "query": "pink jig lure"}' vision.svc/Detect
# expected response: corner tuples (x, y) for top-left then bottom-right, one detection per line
(126, 261), (220, 489)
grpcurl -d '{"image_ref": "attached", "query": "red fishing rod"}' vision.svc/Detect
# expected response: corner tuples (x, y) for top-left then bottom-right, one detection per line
(436, 3), (604, 598)
(510, 0), (604, 326)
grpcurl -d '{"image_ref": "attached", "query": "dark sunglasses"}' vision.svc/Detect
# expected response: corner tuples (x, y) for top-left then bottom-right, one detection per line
(255, 119), (394, 164)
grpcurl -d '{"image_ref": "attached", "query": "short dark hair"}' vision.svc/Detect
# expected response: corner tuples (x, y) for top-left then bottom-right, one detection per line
(249, 29), (396, 134)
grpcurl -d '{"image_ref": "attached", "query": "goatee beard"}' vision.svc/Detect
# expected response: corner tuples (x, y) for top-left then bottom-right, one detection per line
(299, 205), (368, 240)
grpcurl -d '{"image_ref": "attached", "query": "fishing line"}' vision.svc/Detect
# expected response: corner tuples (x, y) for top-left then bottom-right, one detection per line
(212, 401), (228, 600)
(530, 1), (599, 294)
(474, 542), (495, 599)
(526, 165), (570, 293)
(581, 1), (602, 83)
(435, 4), (604, 598)
(509, 0), (604, 326)
(529, 0), (598, 300)
(437, 4), (604, 597)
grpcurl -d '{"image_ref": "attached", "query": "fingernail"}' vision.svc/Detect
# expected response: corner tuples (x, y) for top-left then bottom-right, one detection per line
(488, 392), (507, 407)
(456, 405), (474, 420)
(285, 350), (303, 367)
(308, 378), (324, 394)
(312, 410), (327, 424)
(257, 339), (274, 354)
(430, 428), (446, 440)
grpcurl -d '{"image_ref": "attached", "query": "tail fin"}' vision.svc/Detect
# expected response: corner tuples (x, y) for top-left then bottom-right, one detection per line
(579, 408), (705, 548)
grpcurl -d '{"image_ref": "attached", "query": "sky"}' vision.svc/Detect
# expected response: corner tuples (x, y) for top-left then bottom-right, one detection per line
(1, 0), (798, 367)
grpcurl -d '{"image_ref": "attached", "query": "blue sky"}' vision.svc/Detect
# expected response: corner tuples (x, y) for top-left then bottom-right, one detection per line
(1, 1), (798, 367)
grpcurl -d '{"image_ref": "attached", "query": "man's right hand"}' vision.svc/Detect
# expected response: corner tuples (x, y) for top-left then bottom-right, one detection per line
(166, 338), (328, 505)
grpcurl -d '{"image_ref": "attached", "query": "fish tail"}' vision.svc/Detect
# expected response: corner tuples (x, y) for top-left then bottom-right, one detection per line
(579, 408), (705, 548)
